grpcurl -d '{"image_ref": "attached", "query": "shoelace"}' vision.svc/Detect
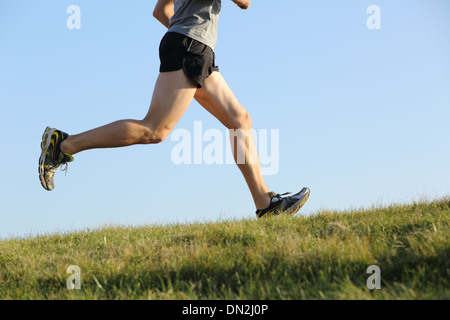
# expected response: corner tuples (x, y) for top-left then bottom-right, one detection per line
(60, 163), (69, 176)
(257, 192), (293, 216)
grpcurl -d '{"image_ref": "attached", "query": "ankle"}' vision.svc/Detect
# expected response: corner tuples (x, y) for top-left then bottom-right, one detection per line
(256, 192), (272, 210)
(60, 139), (71, 155)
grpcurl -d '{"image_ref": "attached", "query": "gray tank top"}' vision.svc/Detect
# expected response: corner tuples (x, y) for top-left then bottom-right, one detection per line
(168, 0), (222, 50)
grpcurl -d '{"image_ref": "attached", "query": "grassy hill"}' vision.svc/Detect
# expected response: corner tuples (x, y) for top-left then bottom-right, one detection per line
(0, 198), (449, 300)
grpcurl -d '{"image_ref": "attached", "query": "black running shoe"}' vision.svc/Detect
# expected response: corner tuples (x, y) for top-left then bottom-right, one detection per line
(256, 187), (310, 219)
(39, 127), (74, 191)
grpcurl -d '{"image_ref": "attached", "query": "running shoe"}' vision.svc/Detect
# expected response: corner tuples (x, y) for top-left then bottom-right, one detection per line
(256, 187), (310, 219)
(39, 127), (74, 191)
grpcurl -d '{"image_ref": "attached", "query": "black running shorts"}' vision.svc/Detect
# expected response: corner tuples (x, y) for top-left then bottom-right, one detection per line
(159, 32), (219, 88)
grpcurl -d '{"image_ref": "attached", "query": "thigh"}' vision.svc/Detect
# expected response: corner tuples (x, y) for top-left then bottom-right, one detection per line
(194, 71), (250, 129)
(144, 69), (198, 135)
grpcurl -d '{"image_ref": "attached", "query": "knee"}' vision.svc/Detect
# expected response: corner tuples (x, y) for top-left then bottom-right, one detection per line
(229, 109), (252, 130)
(140, 127), (170, 144)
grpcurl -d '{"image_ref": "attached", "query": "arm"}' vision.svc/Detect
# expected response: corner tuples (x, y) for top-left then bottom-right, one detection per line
(231, 0), (251, 9)
(153, 0), (174, 28)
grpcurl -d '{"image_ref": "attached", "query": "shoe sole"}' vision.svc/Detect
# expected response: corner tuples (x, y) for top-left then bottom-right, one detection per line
(38, 127), (56, 191)
(285, 187), (310, 216)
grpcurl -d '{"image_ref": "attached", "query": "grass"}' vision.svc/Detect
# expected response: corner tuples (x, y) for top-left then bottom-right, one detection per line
(0, 198), (449, 300)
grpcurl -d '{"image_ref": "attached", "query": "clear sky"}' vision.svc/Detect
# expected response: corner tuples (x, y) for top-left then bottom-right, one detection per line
(1, 0), (449, 239)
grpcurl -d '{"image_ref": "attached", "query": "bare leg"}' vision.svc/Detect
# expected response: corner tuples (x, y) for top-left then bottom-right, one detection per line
(194, 72), (271, 210)
(61, 70), (197, 155)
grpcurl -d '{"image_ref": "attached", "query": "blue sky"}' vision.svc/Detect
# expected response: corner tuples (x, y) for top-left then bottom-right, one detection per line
(1, 0), (449, 239)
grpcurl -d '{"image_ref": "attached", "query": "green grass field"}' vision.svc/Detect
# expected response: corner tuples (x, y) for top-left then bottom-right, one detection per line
(1, 198), (449, 300)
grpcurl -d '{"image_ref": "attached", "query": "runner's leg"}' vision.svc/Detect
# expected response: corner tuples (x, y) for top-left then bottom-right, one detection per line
(194, 72), (271, 210)
(61, 70), (197, 155)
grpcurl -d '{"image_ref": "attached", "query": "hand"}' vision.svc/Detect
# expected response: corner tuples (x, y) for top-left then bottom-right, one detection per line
(231, 0), (251, 10)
